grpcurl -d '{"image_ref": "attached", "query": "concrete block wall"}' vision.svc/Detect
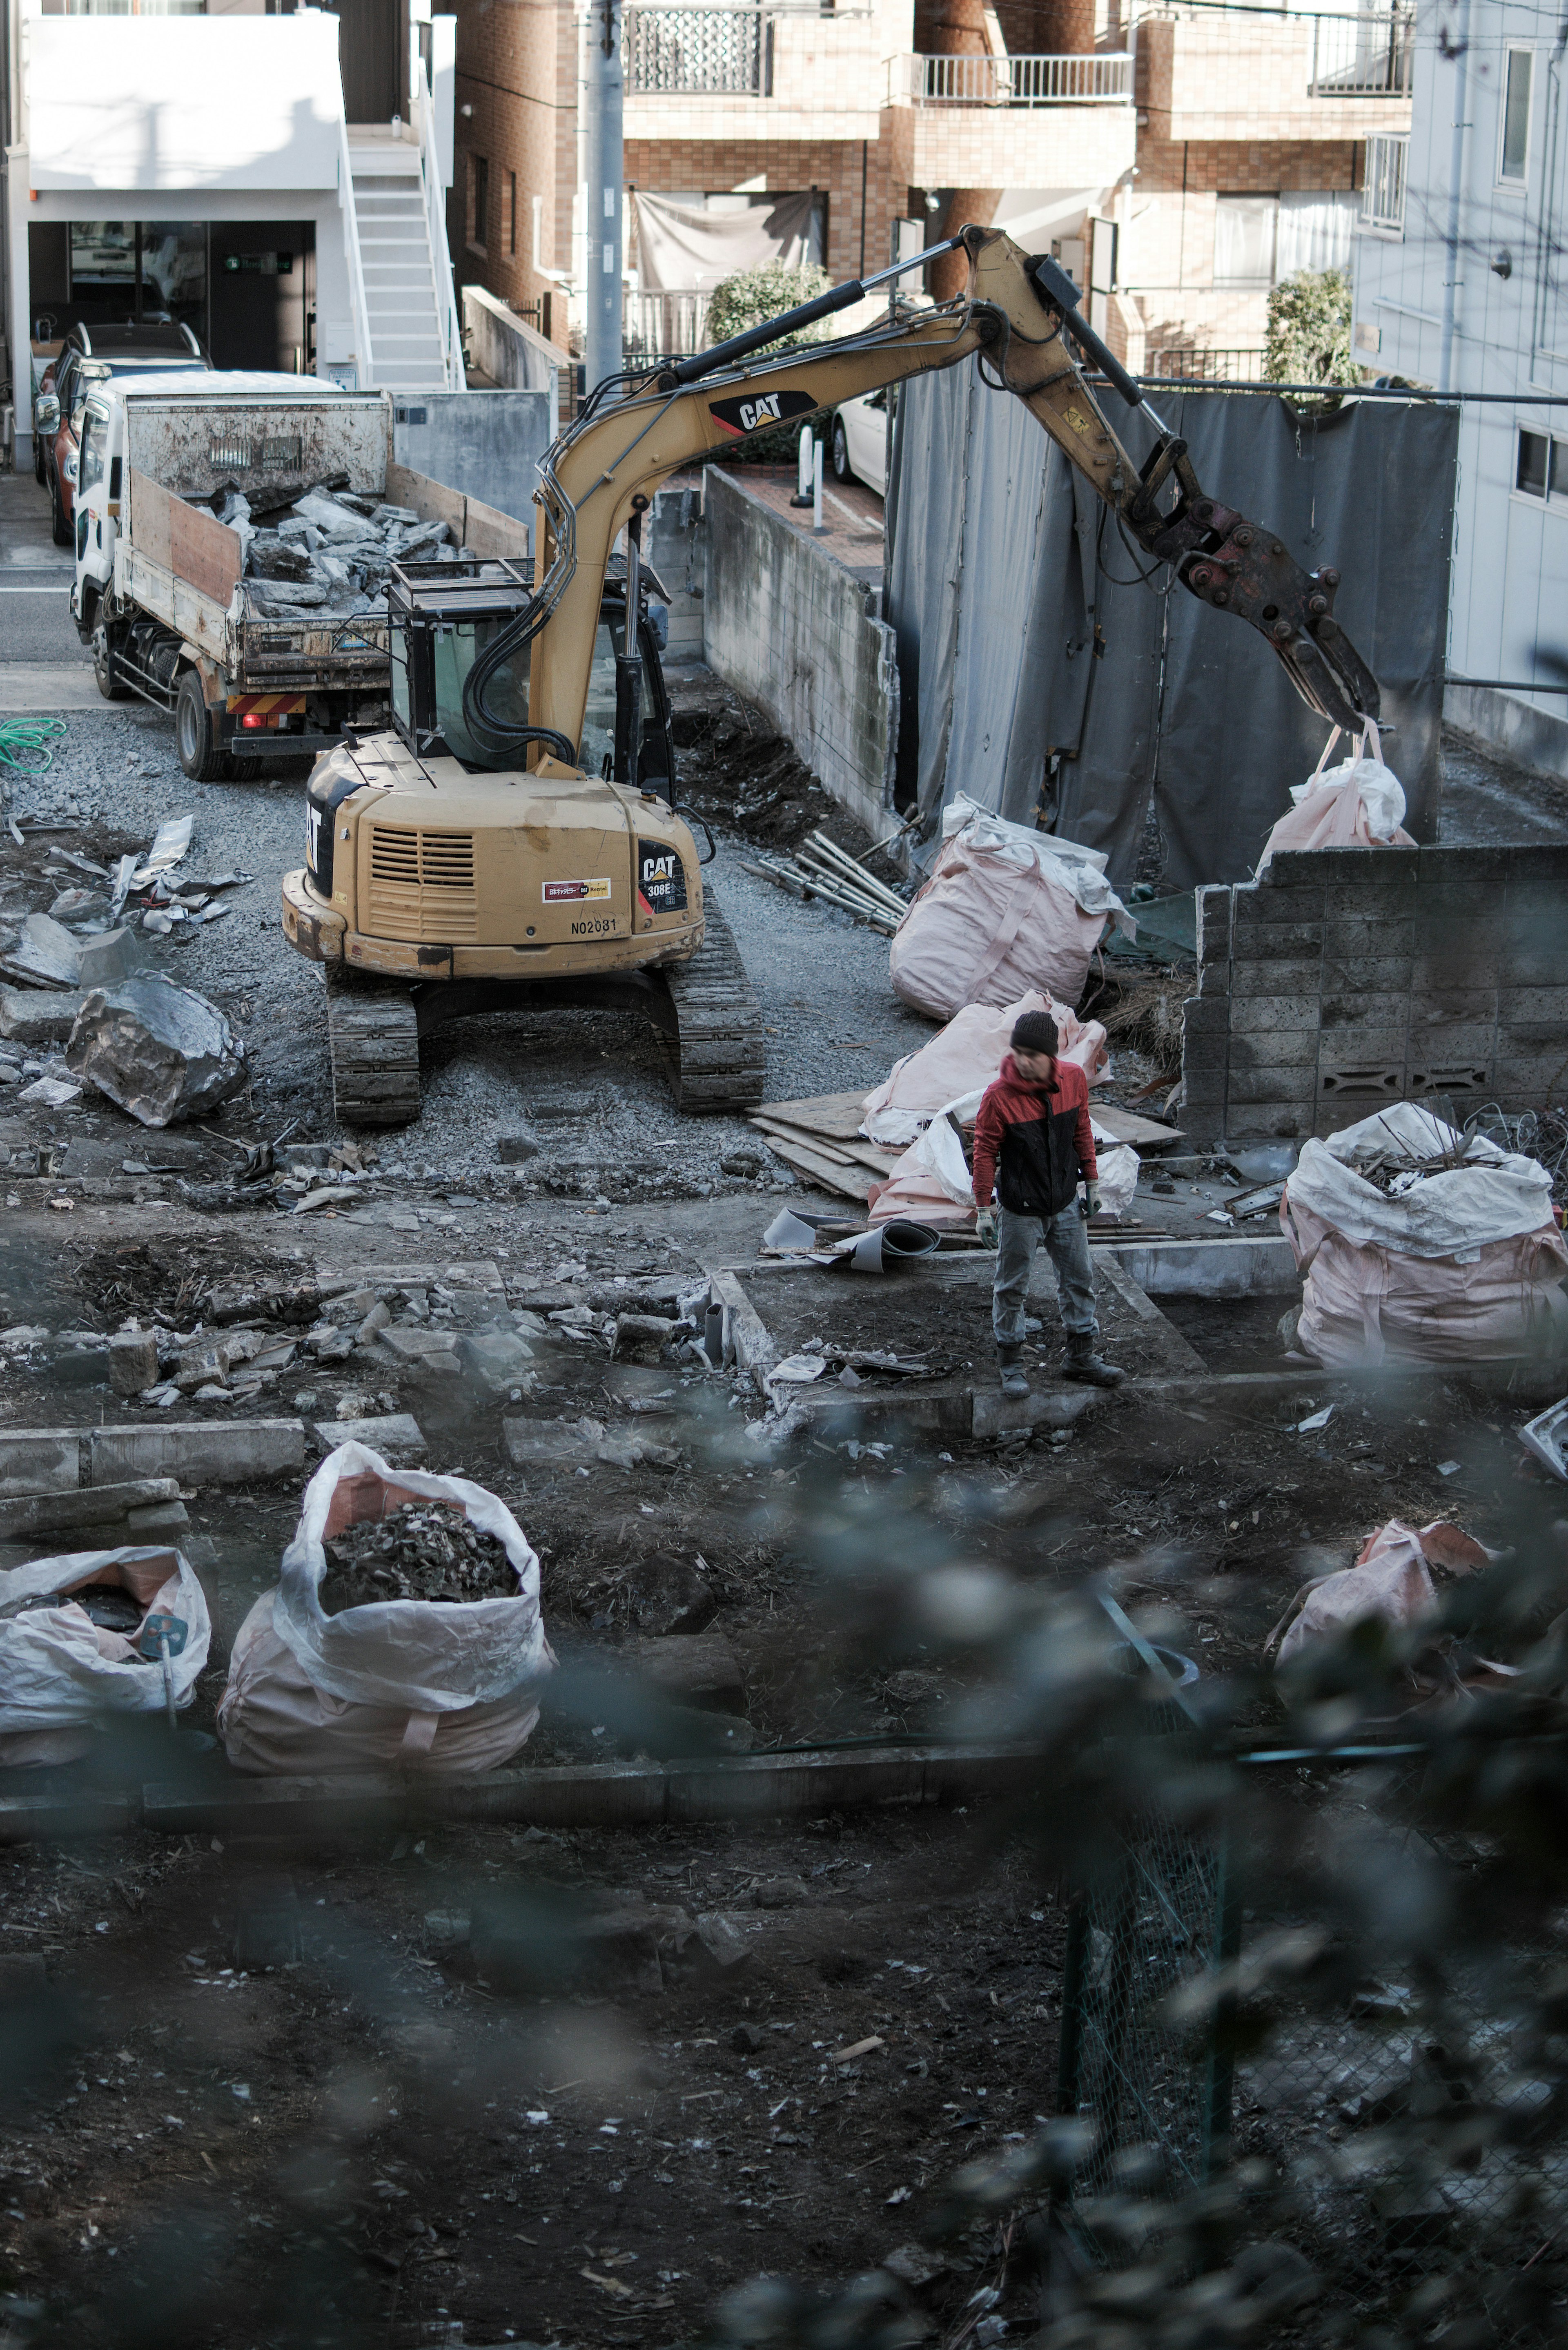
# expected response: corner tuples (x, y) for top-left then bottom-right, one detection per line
(1180, 844), (1568, 1144)
(702, 466), (897, 837)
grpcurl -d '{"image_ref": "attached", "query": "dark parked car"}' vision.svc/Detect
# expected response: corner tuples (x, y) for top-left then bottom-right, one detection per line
(34, 322), (209, 545)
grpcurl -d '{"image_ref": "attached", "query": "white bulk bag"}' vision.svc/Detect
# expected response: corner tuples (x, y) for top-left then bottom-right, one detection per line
(0, 1545), (212, 1767)
(217, 1443), (552, 1776)
(888, 799), (1133, 1020)
(1256, 720), (1417, 874)
(861, 991), (1107, 1149)
(1282, 1105), (1568, 1367)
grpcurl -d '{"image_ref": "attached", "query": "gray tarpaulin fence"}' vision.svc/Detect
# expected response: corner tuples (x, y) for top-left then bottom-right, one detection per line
(883, 366), (1457, 892)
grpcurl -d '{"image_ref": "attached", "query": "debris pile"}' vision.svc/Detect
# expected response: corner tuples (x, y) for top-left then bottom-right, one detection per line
(319, 1498), (515, 1612)
(203, 481), (462, 620)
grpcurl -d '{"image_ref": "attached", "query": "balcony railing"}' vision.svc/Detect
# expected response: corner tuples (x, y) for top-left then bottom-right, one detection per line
(1148, 346), (1265, 381)
(892, 49), (1134, 103)
(1307, 9), (1413, 96)
(626, 7), (771, 94)
(625, 288), (713, 357)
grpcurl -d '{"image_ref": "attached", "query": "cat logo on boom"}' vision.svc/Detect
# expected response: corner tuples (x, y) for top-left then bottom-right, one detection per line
(708, 388), (818, 439)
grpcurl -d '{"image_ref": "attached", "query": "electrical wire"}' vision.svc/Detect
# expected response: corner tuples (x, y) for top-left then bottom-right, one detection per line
(0, 716), (67, 777)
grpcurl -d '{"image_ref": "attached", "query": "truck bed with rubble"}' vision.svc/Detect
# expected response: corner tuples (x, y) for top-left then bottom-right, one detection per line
(72, 379), (528, 782)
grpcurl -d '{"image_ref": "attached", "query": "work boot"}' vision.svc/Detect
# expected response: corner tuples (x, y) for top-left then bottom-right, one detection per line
(997, 1344), (1031, 1400)
(1064, 1336), (1124, 1388)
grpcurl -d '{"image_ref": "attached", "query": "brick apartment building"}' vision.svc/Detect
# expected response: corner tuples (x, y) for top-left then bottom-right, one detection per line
(447, 0), (1410, 380)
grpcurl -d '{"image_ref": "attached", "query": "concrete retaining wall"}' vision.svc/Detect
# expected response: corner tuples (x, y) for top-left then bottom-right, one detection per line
(461, 284), (563, 412)
(391, 389), (552, 526)
(702, 466), (898, 838)
(1181, 843), (1568, 1144)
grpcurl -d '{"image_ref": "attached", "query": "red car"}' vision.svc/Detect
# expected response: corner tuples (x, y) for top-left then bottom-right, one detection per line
(34, 322), (209, 546)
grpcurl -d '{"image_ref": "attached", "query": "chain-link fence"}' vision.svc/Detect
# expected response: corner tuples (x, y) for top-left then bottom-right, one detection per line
(1055, 1752), (1568, 2326)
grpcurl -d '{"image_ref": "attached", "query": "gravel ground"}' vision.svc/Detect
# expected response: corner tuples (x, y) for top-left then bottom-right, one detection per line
(13, 701), (936, 1197)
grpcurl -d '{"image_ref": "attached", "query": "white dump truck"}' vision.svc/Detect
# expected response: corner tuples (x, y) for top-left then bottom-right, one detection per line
(70, 372), (527, 782)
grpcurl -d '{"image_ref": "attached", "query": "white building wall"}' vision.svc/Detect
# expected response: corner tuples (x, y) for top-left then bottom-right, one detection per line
(1354, 0), (1568, 774)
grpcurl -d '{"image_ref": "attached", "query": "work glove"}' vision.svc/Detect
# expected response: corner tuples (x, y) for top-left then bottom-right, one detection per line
(975, 1206), (998, 1250)
(1081, 1179), (1102, 1219)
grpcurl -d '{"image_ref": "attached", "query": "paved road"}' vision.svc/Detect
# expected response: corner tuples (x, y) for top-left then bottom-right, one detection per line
(0, 470), (102, 711)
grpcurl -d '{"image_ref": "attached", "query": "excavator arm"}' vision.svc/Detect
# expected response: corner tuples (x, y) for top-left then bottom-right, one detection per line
(472, 223), (1378, 768)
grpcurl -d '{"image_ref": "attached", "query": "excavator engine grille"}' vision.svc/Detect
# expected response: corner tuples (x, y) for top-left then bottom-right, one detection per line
(365, 825), (478, 941)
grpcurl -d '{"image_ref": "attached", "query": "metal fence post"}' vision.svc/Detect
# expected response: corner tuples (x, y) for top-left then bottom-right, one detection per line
(1200, 1826), (1242, 2179)
(1056, 1895), (1089, 2153)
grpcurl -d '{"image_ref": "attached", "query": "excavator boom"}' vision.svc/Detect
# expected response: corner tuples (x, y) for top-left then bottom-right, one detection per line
(488, 223), (1378, 769)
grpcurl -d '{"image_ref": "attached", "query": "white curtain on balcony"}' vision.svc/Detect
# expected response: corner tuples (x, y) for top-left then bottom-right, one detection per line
(1276, 189), (1361, 276)
(631, 190), (819, 292)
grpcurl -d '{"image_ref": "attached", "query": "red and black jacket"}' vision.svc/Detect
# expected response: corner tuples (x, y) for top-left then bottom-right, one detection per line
(971, 1054), (1098, 1218)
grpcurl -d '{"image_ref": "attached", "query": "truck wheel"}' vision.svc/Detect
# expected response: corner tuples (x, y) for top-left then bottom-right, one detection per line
(92, 628), (129, 702)
(326, 972), (422, 1127)
(49, 474), (71, 547)
(175, 670), (226, 783)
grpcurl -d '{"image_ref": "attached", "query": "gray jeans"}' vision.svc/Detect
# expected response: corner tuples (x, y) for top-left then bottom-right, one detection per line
(993, 1202), (1099, 1348)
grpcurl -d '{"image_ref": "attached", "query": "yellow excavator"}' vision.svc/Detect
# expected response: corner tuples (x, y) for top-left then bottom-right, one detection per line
(281, 224), (1378, 1126)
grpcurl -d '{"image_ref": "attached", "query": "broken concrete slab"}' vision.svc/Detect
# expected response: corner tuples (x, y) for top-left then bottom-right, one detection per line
(457, 1326), (538, 1393)
(0, 912), (81, 990)
(87, 1419), (305, 1488)
(0, 985), (85, 1046)
(376, 1327), (461, 1375)
(969, 1387), (1100, 1441)
(0, 1431), (83, 1497)
(65, 977), (248, 1126)
(1107, 1235), (1298, 1297)
(0, 1477), (180, 1541)
(316, 1260), (505, 1298)
(313, 1413), (426, 1459)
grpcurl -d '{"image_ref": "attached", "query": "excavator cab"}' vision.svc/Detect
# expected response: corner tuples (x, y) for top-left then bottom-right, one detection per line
(385, 557), (678, 799)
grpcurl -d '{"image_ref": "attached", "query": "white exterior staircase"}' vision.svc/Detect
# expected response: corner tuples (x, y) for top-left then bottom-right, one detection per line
(344, 107), (463, 393)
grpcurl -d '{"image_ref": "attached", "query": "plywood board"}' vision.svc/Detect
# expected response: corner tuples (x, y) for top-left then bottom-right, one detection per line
(1092, 1106), (1185, 1148)
(753, 1092), (871, 1142)
(759, 1133), (871, 1202)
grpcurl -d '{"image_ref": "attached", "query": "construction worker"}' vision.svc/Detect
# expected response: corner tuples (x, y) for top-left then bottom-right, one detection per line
(971, 1010), (1125, 1397)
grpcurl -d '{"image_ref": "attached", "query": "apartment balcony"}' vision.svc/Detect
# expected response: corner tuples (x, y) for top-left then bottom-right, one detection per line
(1138, 11), (1413, 144)
(886, 50), (1136, 187)
(624, 4), (887, 140)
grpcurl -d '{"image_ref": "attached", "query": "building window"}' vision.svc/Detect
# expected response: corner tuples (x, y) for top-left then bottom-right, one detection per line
(1500, 47), (1533, 184)
(508, 172), (517, 258)
(1516, 426), (1568, 505)
(1214, 196), (1278, 285)
(1363, 134), (1408, 232)
(468, 154), (489, 254)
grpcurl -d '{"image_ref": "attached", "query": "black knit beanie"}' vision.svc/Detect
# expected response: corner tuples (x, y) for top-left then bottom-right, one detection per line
(1010, 1011), (1060, 1056)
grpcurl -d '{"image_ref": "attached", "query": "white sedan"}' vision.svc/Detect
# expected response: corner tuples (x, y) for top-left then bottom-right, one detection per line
(829, 388), (888, 496)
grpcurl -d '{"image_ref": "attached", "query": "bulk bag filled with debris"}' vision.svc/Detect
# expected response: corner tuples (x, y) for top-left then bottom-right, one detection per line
(1256, 721), (1417, 875)
(1265, 1518), (1490, 1668)
(217, 1443), (552, 1776)
(1282, 1104), (1568, 1367)
(860, 991), (1107, 1150)
(888, 798), (1133, 1020)
(0, 1545), (212, 1767)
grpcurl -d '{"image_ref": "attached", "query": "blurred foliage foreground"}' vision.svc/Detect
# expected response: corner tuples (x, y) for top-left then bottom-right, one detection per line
(5, 1435), (1568, 2350)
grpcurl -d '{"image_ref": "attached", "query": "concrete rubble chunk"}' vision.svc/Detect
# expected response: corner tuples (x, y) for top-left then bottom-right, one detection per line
(64, 977), (248, 1128)
(376, 1326), (461, 1372)
(695, 1911), (759, 1969)
(207, 1278), (319, 1326)
(88, 1418), (305, 1487)
(612, 1312), (677, 1365)
(77, 928), (152, 990)
(0, 986), (84, 1045)
(0, 914), (82, 990)
(457, 1324), (537, 1393)
(312, 1412), (426, 1459)
(107, 1331), (160, 1396)
(0, 1476), (178, 1541)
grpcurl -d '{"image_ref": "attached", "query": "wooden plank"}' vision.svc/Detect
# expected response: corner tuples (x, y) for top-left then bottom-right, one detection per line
(752, 1115), (859, 1168)
(754, 1091), (870, 1141)
(169, 491), (243, 608)
(1093, 1105), (1186, 1148)
(759, 1133), (871, 1202)
(385, 461), (531, 562)
(129, 466), (172, 572)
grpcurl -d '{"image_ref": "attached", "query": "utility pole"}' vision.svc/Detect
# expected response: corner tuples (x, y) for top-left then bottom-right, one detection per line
(584, 0), (624, 401)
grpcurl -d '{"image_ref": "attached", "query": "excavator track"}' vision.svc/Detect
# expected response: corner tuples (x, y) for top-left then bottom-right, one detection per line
(325, 968), (422, 1128)
(664, 890), (767, 1113)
